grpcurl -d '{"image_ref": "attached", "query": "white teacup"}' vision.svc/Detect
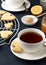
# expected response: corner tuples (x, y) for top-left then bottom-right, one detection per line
(18, 28), (46, 53)
(1, 0), (24, 8)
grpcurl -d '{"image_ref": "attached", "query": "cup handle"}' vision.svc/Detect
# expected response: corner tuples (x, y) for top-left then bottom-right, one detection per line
(43, 38), (46, 47)
(1, 0), (5, 2)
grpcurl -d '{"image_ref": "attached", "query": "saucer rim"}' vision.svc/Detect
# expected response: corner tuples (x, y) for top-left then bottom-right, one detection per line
(1, 0), (31, 12)
(10, 38), (46, 60)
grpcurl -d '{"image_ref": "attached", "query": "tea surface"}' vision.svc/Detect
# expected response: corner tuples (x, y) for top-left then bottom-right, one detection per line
(20, 32), (43, 43)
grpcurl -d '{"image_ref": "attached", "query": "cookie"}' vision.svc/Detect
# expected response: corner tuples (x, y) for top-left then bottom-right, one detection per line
(31, 5), (43, 15)
(0, 30), (13, 39)
(1, 12), (16, 21)
(4, 22), (13, 29)
(0, 10), (6, 15)
(12, 40), (23, 53)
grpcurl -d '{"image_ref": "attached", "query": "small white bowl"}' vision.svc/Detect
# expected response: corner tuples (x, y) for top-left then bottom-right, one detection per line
(21, 15), (38, 25)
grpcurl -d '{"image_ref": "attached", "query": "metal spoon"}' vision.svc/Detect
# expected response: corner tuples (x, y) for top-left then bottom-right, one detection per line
(37, 12), (46, 18)
(23, 2), (28, 12)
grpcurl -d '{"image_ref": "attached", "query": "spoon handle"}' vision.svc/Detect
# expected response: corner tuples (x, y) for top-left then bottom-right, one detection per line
(37, 12), (46, 18)
(23, 2), (28, 12)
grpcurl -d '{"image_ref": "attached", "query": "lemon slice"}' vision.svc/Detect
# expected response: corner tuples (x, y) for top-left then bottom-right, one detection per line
(31, 5), (43, 15)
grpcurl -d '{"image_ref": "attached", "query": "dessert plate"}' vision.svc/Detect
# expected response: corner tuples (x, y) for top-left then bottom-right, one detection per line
(10, 38), (46, 60)
(1, 0), (31, 12)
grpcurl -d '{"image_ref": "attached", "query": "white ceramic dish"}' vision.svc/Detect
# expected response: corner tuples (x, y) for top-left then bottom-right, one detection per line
(1, 0), (31, 12)
(1, 0), (24, 9)
(10, 38), (46, 60)
(21, 15), (38, 25)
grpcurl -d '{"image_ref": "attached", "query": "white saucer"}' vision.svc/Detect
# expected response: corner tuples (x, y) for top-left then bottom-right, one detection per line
(10, 38), (46, 60)
(1, 0), (31, 12)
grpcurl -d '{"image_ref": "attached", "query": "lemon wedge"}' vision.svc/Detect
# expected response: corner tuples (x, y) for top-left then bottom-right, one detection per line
(31, 5), (43, 15)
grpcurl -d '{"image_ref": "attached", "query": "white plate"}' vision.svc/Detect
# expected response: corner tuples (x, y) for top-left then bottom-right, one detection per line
(21, 15), (38, 25)
(10, 38), (46, 60)
(1, 0), (31, 12)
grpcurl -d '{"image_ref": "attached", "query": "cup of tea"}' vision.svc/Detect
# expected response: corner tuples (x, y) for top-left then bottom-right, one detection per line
(1, 0), (24, 8)
(18, 28), (46, 53)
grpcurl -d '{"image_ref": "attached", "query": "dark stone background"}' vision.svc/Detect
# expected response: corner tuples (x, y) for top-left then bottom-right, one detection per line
(0, 0), (46, 65)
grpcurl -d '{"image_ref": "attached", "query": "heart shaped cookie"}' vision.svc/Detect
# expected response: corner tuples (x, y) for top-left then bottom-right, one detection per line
(12, 40), (23, 53)
(4, 22), (13, 29)
(1, 12), (16, 21)
(0, 10), (6, 15)
(0, 30), (13, 39)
